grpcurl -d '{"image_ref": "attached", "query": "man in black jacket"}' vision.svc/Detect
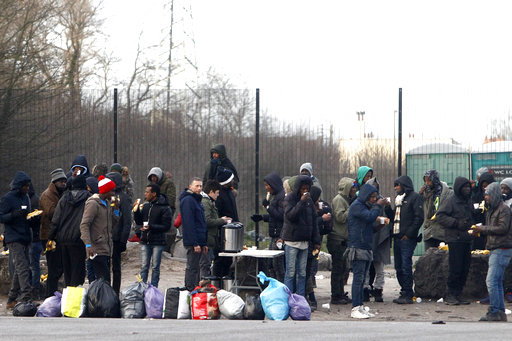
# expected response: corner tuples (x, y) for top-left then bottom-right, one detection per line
(106, 172), (132, 294)
(49, 175), (91, 287)
(0, 171), (33, 308)
(436, 176), (474, 305)
(251, 172), (286, 282)
(386, 176), (423, 304)
(203, 144), (240, 190)
(134, 184), (173, 288)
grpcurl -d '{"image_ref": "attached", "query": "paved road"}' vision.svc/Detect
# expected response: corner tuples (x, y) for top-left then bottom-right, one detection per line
(1, 317), (509, 340)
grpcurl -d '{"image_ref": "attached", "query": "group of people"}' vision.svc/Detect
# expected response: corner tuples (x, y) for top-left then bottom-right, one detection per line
(1, 144), (512, 323)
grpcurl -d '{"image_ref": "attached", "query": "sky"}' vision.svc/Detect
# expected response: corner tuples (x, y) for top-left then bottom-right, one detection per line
(100, 0), (512, 146)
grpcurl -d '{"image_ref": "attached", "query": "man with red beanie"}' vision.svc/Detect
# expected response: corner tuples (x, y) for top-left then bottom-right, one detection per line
(80, 175), (119, 282)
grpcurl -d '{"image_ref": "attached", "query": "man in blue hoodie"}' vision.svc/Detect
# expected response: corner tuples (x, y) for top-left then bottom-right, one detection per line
(0, 171), (33, 308)
(180, 177), (208, 290)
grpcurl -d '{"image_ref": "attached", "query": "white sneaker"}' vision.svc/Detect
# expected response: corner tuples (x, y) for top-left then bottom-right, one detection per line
(363, 306), (375, 317)
(351, 305), (370, 319)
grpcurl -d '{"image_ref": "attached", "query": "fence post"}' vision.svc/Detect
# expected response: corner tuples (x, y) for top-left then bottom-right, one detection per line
(113, 88), (118, 163)
(255, 88), (260, 247)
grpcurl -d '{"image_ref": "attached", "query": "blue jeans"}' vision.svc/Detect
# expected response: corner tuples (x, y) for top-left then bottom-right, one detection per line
(393, 238), (417, 297)
(29, 241), (43, 289)
(351, 259), (371, 307)
(284, 244), (308, 297)
(487, 248), (512, 313)
(140, 244), (165, 287)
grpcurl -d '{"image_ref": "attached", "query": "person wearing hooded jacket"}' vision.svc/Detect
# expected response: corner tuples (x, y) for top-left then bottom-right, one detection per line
(385, 175), (423, 305)
(472, 182), (512, 321)
(356, 166), (373, 188)
(299, 162), (323, 200)
(328, 177), (357, 305)
(250, 172), (286, 282)
(65, 155), (92, 189)
(347, 184), (387, 318)
(203, 144), (240, 190)
(0, 171), (33, 308)
(435, 176), (474, 305)
(472, 171), (496, 250)
(279, 175), (321, 297)
(106, 172), (133, 294)
(134, 183), (173, 287)
(48, 175), (91, 287)
(419, 169), (453, 249)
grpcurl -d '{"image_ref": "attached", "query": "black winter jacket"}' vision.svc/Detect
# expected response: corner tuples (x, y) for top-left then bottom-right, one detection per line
(134, 194), (173, 246)
(49, 189), (91, 245)
(436, 177), (474, 243)
(0, 171), (32, 245)
(263, 173), (285, 238)
(107, 172), (132, 244)
(203, 144), (240, 189)
(385, 176), (424, 240)
(281, 175), (320, 244)
(216, 186), (239, 222)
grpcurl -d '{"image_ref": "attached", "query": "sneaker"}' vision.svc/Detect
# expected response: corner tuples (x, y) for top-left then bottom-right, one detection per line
(444, 294), (460, 306)
(351, 305), (370, 319)
(479, 311), (507, 322)
(6, 300), (17, 309)
(456, 296), (470, 305)
(331, 293), (351, 305)
(393, 296), (413, 304)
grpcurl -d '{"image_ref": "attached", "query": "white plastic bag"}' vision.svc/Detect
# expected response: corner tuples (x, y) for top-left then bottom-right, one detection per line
(216, 290), (245, 319)
(177, 290), (191, 319)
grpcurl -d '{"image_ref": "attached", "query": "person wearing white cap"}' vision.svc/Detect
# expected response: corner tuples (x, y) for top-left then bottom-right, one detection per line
(300, 162), (323, 200)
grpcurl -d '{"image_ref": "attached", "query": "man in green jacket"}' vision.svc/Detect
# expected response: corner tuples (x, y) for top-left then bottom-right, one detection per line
(327, 177), (357, 304)
(200, 180), (231, 278)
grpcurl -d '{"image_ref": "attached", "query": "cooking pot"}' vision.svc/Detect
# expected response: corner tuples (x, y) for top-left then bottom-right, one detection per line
(220, 222), (244, 252)
(222, 276), (233, 292)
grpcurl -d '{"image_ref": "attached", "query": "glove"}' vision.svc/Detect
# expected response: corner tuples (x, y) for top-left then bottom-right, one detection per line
(11, 209), (28, 219)
(250, 214), (263, 222)
(261, 199), (270, 207)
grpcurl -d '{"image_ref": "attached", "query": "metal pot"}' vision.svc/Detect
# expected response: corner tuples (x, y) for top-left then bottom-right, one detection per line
(202, 275), (222, 289)
(222, 276), (233, 292)
(221, 222), (244, 252)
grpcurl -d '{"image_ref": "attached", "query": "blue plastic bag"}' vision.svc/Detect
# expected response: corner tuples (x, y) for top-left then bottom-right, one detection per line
(144, 283), (164, 318)
(36, 291), (62, 317)
(257, 271), (289, 320)
(284, 287), (311, 320)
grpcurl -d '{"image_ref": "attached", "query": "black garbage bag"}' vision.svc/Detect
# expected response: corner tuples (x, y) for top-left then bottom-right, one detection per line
(120, 281), (147, 318)
(13, 301), (37, 317)
(86, 278), (120, 318)
(243, 294), (265, 320)
(163, 287), (180, 319)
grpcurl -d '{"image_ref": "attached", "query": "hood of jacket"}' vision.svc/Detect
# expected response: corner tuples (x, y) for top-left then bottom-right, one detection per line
(11, 171), (31, 191)
(106, 172), (123, 191)
(479, 172), (496, 189)
(147, 167), (163, 182)
(264, 172), (284, 194)
(210, 144), (227, 159)
(299, 162), (313, 176)
(485, 182), (503, 209)
(357, 183), (377, 203)
(310, 186), (322, 203)
(502, 177), (512, 201)
(453, 176), (471, 199)
(65, 189), (91, 207)
(424, 169), (442, 196)
(179, 188), (203, 202)
(338, 177), (356, 199)
(365, 177), (380, 193)
(394, 175), (414, 194)
(292, 175), (313, 197)
(69, 155), (89, 175)
(357, 166), (373, 185)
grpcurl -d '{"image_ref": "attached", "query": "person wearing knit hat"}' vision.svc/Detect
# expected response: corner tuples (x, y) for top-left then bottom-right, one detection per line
(216, 167), (235, 186)
(51, 168), (67, 183)
(300, 162), (323, 200)
(110, 163), (122, 174)
(80, 175), (119, 282)
(86, 177), (99, 194)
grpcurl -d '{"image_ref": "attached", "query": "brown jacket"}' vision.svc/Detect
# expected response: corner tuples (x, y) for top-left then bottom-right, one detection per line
(39, 182), (62, 241)
(80, 194), (119, 256)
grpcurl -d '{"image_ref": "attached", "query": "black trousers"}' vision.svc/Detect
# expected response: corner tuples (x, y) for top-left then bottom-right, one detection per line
(91, 255), (111, 283)
(111, 242), (123, 295)
(44, 241), (63, 298)
(61, 244), (86, 287)
(447, 241), (472, 296)
(7, 242), (32, 302)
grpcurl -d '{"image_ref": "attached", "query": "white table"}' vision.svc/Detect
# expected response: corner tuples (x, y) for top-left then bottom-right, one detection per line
(218, 249), (285, 294)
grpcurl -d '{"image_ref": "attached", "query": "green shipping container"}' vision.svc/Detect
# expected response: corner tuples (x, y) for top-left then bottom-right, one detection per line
(471, 141), (512, 182)
(406, 143), (470, 256)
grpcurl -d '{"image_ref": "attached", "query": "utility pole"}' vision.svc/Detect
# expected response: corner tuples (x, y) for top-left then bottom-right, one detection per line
(166, 0), (174, 114)
(398, 89), (402, 176)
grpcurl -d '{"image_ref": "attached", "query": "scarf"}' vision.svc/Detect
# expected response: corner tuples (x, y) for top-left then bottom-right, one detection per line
(393, 193), (406, 234)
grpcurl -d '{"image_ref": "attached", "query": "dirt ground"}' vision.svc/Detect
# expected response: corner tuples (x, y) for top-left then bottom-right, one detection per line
(1, 241), (509, 322)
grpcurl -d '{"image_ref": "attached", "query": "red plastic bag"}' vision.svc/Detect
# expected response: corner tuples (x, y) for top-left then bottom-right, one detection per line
(174, 213), (182, 228)
(190, 284), (219, 320)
